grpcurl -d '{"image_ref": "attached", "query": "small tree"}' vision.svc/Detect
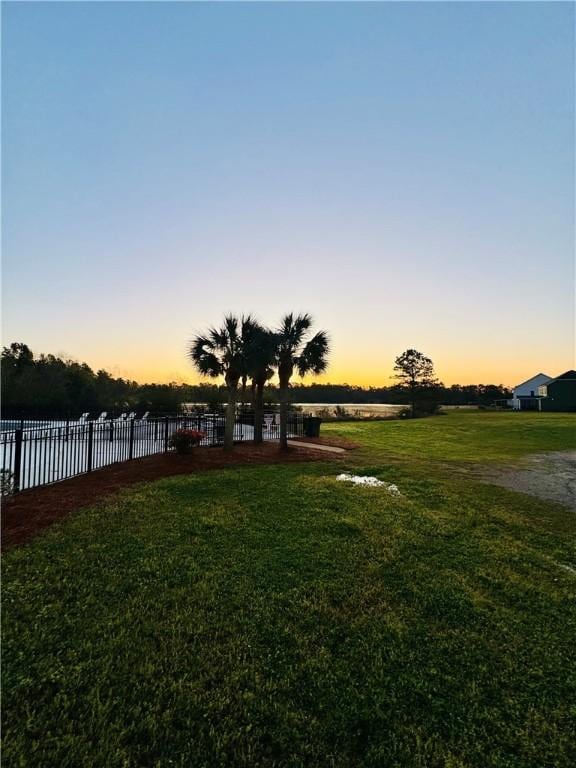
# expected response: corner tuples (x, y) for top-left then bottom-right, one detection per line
(275, 314), (329, 450)
(393, 349), (439, 417)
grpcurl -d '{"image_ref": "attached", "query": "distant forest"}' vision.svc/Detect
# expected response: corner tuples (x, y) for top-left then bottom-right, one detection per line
(1, 343), (512, 418)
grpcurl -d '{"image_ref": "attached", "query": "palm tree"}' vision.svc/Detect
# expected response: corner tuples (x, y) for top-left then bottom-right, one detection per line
(245, 326), (278, 444)
(189, 314), (257, 451)
(275, 313), (329, 450)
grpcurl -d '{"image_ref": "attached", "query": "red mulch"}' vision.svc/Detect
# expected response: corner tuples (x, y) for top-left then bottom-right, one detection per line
(2, 443), (340, 550)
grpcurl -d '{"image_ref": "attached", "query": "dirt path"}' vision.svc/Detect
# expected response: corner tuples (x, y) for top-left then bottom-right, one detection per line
(289, 436), (361, 450)
(478, 450), (576, 510)
(288, 440), (346, 454)
(1, 442), (341, 550)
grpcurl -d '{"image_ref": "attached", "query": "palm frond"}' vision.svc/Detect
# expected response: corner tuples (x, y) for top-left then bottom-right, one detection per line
(276, 313), (312, 356)
(242, 325), (277, 378)
(223, 314), (239, 341)
(189, 335), (212, 360)
(196, 352), (223, 378)
(296, 330), (329, 376)
(189, 335), (224, 378)
(207, 325), (228, 350)
(292, 313), (312, 341)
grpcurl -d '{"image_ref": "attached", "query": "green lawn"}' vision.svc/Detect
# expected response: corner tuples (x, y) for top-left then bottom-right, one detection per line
(3, 412), (576, 767)
(324, 410), (576, 464)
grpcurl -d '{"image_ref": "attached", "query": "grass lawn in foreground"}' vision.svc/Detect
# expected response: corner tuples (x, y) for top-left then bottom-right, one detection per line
(3, 412), (576, 767)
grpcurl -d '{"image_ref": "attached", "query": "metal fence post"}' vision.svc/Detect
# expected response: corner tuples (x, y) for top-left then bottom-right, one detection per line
(129, 419), (135, 460)
(13, 428), (23, 493)
(87, 421), (94, 472)
(164, 417), (169, 452)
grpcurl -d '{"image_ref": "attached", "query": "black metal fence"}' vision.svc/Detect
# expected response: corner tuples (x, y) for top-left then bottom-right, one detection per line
(1, 412), (304, 493)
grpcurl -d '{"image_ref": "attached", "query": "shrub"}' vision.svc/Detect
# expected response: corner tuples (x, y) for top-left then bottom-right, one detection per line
(398, 402), (442, 419)
(1, 469), (15, 496)
(334, 405), (349, 419)
(414, 401), (442, 417)
(169, 428), (206, 455)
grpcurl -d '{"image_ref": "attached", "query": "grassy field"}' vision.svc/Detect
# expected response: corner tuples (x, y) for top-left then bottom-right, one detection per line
(3, 412), (576, 767)
(325, 410), (576, 463)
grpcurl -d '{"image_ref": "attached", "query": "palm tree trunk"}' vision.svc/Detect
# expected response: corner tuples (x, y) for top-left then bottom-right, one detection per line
(240, 375), (247, 408)
(254, 381), (264, 444)
(279, 381), (289, 451)
(224, 386), (237, 451)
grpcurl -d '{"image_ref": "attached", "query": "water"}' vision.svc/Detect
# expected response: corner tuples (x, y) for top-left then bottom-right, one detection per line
(0, 419), (72, 432)
(293, 403), (404, 417)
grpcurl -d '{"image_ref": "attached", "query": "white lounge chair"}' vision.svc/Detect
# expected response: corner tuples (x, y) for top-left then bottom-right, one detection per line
(95, 412), (107, 423)
(78, 412), (90, 424)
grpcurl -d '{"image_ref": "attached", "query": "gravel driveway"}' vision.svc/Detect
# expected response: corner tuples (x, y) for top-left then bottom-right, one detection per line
(480, 450), (576, 510)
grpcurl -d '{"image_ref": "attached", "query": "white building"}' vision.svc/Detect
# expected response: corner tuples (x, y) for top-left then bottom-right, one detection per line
(511, 373), (552, 410)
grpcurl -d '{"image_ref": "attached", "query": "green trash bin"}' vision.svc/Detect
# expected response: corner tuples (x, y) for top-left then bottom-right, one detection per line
(304, 416), (322, 438)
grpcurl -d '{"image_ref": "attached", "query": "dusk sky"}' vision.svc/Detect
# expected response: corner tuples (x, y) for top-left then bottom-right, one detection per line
(3, 1), (574, 388)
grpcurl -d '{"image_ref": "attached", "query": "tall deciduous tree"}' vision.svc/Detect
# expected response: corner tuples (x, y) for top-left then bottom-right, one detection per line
(189, 315), (258, 451)
(275, 314), (329, 450)
(393, 349), (438, 417)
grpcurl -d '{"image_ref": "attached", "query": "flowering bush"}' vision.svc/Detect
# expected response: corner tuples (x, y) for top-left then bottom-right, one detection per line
(169, 428), (206, 455)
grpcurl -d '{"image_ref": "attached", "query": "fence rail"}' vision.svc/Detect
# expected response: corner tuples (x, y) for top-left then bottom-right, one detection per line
(1, 412), (304, 493)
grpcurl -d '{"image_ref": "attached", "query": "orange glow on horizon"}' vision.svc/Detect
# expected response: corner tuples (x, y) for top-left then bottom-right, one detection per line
(38, 336), (574, 392)
(95, 358), (574, 391)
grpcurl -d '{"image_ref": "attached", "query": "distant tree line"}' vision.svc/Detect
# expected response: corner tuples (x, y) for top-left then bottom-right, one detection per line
(283, 382), (511, 406)
(1, 342), (511, 421)
(0, 343), (226, 418)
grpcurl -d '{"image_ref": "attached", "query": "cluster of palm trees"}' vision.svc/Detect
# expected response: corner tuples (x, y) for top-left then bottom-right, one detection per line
(190, 313), (329, 451)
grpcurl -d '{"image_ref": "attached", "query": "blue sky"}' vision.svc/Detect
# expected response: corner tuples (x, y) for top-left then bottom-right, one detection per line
(3, 1), (574, 386)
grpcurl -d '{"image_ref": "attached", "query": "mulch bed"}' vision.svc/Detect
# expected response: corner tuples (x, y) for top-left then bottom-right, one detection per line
(2, 442), (341, 550)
